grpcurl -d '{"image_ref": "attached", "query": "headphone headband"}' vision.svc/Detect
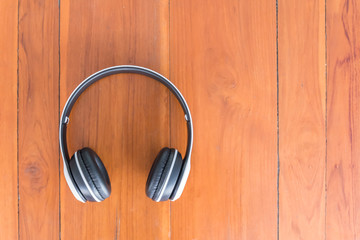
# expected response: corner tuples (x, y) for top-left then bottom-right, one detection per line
(59, 66), (193, 201)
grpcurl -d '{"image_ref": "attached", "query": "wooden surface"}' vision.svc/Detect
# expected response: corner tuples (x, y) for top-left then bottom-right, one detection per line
(278, 0), (326, 239)
(326, 0), (360, 239)
(1, 0), (360, 239)
(18, 0), (59, 239)
(170, 0), (277, 239)
(0, 0), (18, 239)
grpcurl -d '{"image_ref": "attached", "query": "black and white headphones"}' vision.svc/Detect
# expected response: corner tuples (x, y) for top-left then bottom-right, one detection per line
(59, 65), (193, 203)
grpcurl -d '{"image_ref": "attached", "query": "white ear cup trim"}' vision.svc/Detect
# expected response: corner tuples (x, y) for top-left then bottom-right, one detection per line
(64, 163), (86, 203)
(155, 149), (178, 202)
(75, 152), (102, 202)
(170, 160), (190, 201)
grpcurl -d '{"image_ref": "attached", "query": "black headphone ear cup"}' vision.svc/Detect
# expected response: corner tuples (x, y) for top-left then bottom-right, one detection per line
(70, 148), (111, 202)
(161, 150), (182, 201)
(146, 148), (171, 200)
(145, 148), (183, 202)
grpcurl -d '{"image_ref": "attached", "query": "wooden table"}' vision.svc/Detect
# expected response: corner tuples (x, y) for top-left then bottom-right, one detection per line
(0, 0), (358, 239)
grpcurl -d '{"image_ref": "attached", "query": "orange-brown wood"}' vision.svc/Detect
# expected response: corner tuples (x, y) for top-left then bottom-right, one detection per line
(0, 0), (18, 239)
(170, 0), (278, 239)
(326, 0), (360, 239)
(278, 0), (326, 238)
(18, 0), (59, 239)
(4, 0), (360, 238)
(60, 0), (170, 239)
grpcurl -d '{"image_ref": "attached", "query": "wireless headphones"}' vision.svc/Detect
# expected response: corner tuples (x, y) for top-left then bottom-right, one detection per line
(59, 65), (193, 203)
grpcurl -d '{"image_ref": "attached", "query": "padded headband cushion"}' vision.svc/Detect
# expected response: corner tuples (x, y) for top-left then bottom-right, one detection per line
(79, 148), (111, 201)
(146, 147), (171, 200)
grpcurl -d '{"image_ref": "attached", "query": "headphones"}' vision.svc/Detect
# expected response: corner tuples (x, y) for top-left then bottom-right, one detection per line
(59, 65), (193, 203)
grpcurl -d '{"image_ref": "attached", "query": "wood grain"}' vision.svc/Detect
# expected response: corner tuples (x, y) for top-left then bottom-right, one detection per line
(60, 0), (170, 239)
(4, 0), (360, 238)
(0, 0), (18, 239)
(278, 0), (326, 239)
(170, 0), (277, 239)
(326, 0), (360, 239)
(18, 0), (59, 239)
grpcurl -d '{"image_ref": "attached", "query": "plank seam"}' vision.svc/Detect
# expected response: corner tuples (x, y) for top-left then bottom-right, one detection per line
(324, 0), (328, 239)
(115, 209), (118, 240)
(58, 0), (61, 239)
(276, 0), (280, 239)
(169, 0), (172, 239)
(17, 0), (20, 238)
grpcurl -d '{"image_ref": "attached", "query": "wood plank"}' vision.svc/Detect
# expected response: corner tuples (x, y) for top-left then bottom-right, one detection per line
(0, 0), (18, 239)
(326, 0), (360, 239)
(170, 0), (277, 239)
(60, 0), (170, 239)
(278, 0), (326, 238)
(18, 0), (59, 239)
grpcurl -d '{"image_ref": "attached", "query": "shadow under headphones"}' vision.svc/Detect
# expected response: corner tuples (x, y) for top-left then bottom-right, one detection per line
(59, 65), (193, 203)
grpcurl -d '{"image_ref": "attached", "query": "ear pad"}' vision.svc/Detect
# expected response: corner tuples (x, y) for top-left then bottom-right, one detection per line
(69, 148), (111, 202)
(146, 147), (183, 202)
